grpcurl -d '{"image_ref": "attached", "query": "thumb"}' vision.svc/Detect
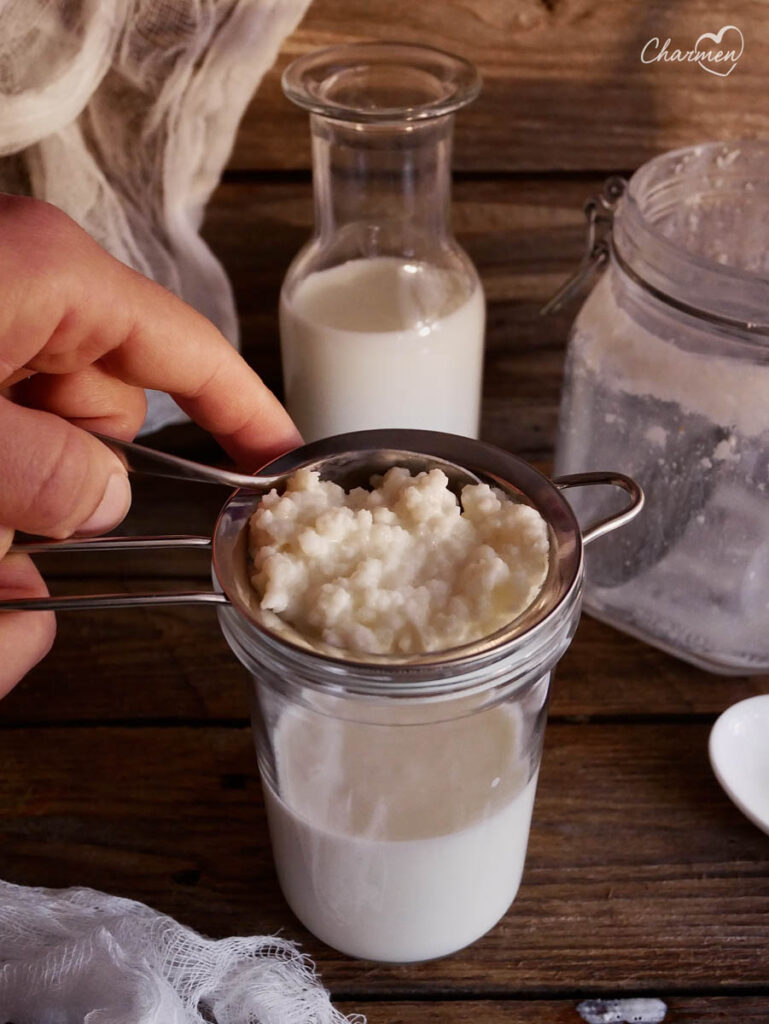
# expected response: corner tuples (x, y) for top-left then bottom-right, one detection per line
(0, 396), (132, 538)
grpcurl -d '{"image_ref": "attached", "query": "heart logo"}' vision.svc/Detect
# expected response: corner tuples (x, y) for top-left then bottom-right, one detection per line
(695, 25), (744, 77)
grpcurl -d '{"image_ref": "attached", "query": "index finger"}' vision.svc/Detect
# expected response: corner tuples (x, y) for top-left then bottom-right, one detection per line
(101, 284), (304, 469)
(0, 196), (302, 469)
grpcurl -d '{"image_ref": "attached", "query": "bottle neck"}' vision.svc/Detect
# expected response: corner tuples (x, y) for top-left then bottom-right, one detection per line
(310, 114), (454, 257)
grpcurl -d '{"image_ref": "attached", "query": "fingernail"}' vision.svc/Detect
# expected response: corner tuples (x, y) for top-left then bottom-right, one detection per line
(76, 472), (132, 536)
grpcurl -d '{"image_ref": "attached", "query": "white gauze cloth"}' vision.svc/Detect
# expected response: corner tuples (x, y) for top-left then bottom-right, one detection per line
(0, 0), (310, 433)
(0, 880), (361, 1024)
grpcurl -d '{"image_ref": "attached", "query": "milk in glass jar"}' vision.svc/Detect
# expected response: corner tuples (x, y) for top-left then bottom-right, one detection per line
(279, 43), (485, 442)
(555, 142), (769, 674)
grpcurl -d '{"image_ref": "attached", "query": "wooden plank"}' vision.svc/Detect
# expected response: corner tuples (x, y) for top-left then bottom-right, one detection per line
(343, 999), (769, 1023)
(1, 722), (767, 993)
(231, 0), (769, 172)
(4, 594), (768, 724)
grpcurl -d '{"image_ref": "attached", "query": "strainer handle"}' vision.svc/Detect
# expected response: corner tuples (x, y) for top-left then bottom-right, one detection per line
(0, 534), (229, 612)
(0, 592), (229, 612)
(552, 471), (644, 546)
(10, 535), (212, 553)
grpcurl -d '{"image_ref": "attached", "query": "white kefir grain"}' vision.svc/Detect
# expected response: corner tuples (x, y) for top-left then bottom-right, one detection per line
(248, 466), (550, 655)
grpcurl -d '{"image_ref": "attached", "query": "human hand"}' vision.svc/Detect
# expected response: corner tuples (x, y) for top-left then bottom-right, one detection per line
(0, 195), (301, 696)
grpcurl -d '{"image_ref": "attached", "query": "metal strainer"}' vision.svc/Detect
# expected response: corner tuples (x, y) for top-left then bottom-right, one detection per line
(0, 429), (643, 660)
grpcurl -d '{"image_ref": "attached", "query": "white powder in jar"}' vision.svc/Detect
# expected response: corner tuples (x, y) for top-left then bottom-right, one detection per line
(248, 466), (550, 655)
(574, 273), (769, 437)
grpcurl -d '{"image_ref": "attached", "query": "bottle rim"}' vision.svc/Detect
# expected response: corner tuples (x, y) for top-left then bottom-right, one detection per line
(282, 42), (481, 125)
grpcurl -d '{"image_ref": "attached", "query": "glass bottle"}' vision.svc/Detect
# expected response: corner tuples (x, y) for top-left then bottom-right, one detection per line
(279, 42), (485, 442)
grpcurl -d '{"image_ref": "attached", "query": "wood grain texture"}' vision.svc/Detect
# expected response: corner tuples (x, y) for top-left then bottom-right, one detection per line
(232, 0), (769, 172)
(5, 586), (769, 725)
(2, 722), (767, 994)
(343, 1000), (769, 1023)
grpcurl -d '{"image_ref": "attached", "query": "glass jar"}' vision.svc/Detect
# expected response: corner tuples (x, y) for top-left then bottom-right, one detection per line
(555, 141), (769, 675)
(215, 430), (641, 962)
(279, 43), (485, 442)
(226, 615), (562, 964)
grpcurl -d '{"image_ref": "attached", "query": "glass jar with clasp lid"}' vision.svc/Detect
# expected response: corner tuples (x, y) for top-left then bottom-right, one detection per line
(552, 141), (769, 674)
(278, 43), (485, 442)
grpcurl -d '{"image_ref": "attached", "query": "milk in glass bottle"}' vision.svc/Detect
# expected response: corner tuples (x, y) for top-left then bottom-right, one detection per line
(279, 43), (485, 441)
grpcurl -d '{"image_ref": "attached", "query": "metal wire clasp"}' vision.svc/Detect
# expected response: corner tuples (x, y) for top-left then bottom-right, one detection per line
(540, 175), (627, 316)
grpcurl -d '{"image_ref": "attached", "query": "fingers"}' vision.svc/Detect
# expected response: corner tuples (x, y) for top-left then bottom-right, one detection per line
(0, 396), (132, 538)
(0, 195), (301, 469)
(0, 535), (56, 699)
(13, 365), (147, 441)
(97, 288), (303, 469)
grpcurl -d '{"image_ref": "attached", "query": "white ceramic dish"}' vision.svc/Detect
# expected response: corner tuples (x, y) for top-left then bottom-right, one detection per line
(709, 694), (769, 837)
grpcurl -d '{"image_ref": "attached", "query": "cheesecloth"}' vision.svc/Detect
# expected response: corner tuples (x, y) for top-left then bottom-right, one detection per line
(0, 880), (361, 1023)
(0, 0), (310, 432)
